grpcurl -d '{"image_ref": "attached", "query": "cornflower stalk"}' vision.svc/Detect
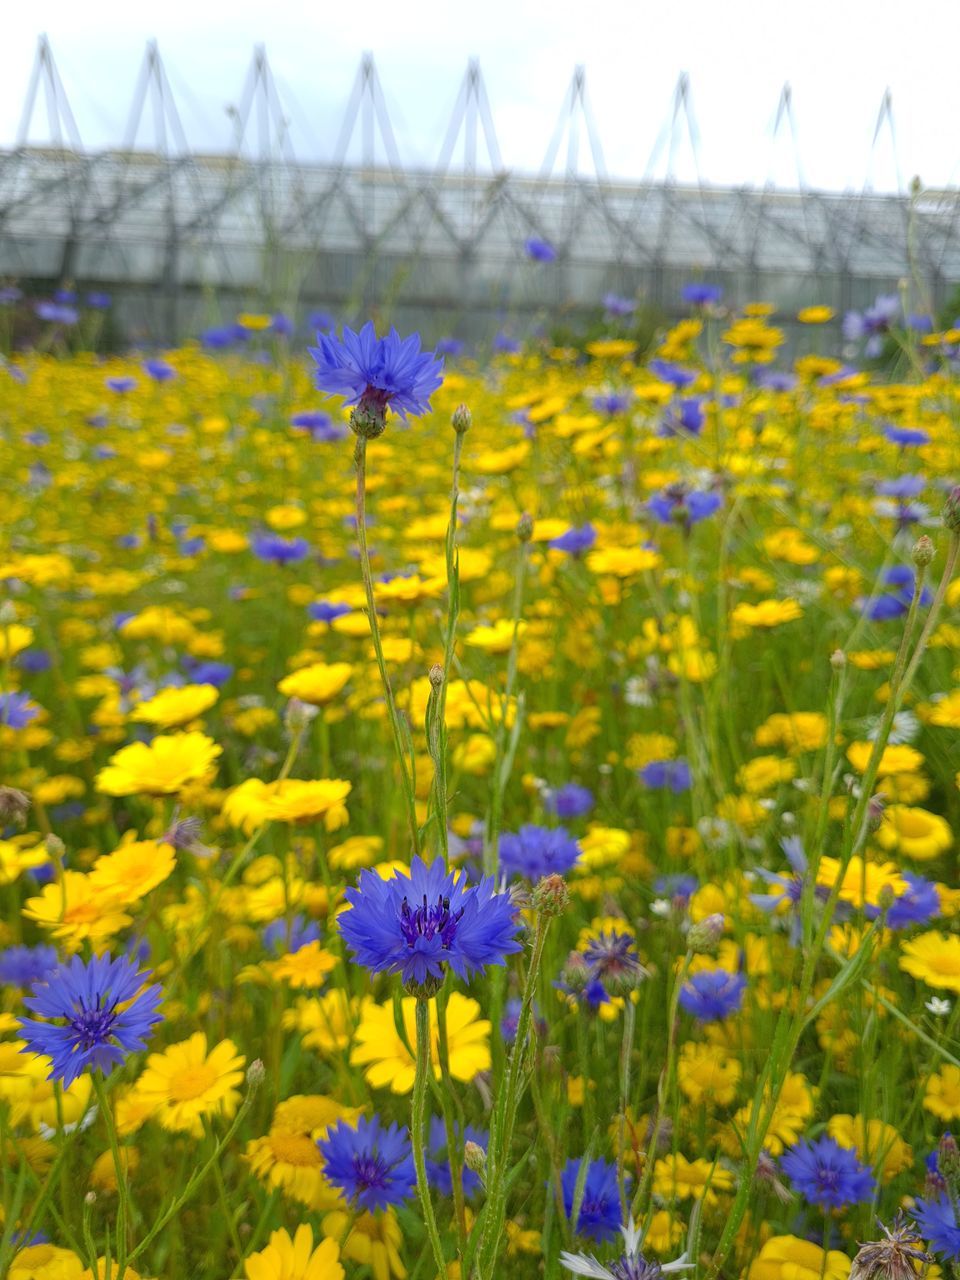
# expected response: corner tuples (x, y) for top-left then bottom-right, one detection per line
(92, 1072), (130, 1277)
(412, 996), (449, 1279)
(354, 430), (421, 856)
(709, 528), (959, 1277)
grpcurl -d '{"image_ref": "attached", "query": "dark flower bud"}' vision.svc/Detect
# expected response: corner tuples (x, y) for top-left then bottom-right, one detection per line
(405, 974), (445, 1000)
(428, 663), (444, 689)
(939, 1132), (960, 1187)
(452, 403), (472, 434)
(246, 1059), (266, 1090)
(350, 404), (387, 440)
(687, 912), (725, 953)
(516, 512), (534, 542)
(850, 1212), (932, 1280)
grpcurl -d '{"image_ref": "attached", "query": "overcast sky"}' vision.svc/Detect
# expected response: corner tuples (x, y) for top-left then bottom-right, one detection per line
(3, 0), (958, 193)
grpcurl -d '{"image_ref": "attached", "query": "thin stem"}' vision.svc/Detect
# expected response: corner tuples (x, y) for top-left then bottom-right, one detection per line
(412, 996), (448, 1279)
(354, 434), (421, 855)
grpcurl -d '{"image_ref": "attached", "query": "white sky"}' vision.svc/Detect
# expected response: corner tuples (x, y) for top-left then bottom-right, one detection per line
(3, 0), (959, 192)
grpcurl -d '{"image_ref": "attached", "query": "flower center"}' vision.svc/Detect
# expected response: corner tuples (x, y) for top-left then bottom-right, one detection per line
(68, 997), (118, 1048)
(612, 1260), (663, 1280)
(398, 894), (464, 950)
(352, 1152), (391, 1191)
(816, 1166), (841, 1193)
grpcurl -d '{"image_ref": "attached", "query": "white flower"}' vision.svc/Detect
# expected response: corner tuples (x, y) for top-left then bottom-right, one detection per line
(926, 997), (952, 1017)
(650, 898), (672, 917)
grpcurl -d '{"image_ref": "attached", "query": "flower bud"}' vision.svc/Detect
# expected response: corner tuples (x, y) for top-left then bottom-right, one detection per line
(0, 601), (17, 624)
(913, 535), (935, 568)
(939, 1132), (960, 1186)
(452, 403), (472, 434)
(830, 649), (846, 670)
(85, 1191), (97, 1206)
(866, 792), (887, 833)
(686, 912), (725, 953)
(516, 512), (534, 542)
(246, 1059), (266, 1090)
(350, 404), (387, 440)
(284, 697), (318, 734)
(533, 873), (569, 918)
(429, 663), (444, 690)
(943, 485), (960, 532)
(45, 834), (65, 862)
(464, 1140), (486, 1176)
(0, 786), (30, 826)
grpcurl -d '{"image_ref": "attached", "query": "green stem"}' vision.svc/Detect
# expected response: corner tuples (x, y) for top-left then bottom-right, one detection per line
(354, 434), (421, 855)
(412, 997), (448, 1279)
(92, 1073), (129, 1277)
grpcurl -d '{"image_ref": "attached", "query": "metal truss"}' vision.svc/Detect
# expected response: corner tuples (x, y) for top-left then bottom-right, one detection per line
(2, 36), (959, 342)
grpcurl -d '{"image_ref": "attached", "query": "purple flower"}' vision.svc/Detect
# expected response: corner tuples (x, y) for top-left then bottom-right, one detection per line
(318, 1115), (415, 1212)
(648, 359), (698, 389)
(309, 323), (444, 421)
(106, 377), (137, 394)
(436, 337), (464, 357)
(0, 692), (39, 729)
(593, 393), (632, 415)
(681, 282), (722, 306)
(35, 302), (77, 326)
(262, 914), (322, 954)
(338, 855), (521, 987)
(780, 1136), (875, 1210)
(546, 783), (594, 820)
(524, 237), (557, 263)
(308, 600), (353, 623)
(603, 292), (636, 316)
(679, 970), (745, 1021)
(638, 760), (692, 793)
(884, 426), (929, 447)
(914, 1195), (960, 1259)
(18, 954), (162, 1087)
(493, 333), (521, 354)
(648, 487), (722, 528)
(550, 524), (597, 556)
(560, 1157), (624, 1242)
(0, 945), (58, 989)
(425, 1117), (486, 1198)
(85, 292), (111, 309)
(499, 824), (581, 881)
(659, 397), (705, 437)
(143, 360), (176, 383)
(866, 872), (940, 929)
(249, 532), (310, 565)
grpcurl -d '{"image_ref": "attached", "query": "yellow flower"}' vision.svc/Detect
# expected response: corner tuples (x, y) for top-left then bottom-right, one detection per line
(23, 872), (131, 946)
(135, 1032), (245, 1136)
(89, 1146), (140, 1191)
(351, 993), (490, 1094)
(278, 662), (353, 705)
(652, 1153), (734, 1204)
(748, 1236), (850, 1280)
(245, 1226), (343, 1280)
(798, 305), (835, 323)
(0, 837), (49, 886)
(924, 1065), (960, 1120)
(576, 826), (631, 871)
(816, 855), (906, 909)
(282, 992), (358, 1054)
(89, 838), (175, 901)
(328, 835), (383, 871)
(96, 732), (221, 796)
(826, 1113), (912, 1181)
(237, 312), (272, 330)
(0, 1042), (92, 1132)
(266, 504), (307, 530)
(875, 805), (952, 860)
(730, 599), (803, 632)
(586, 547), (661, 578)
(0, 623), (34, 660)
(10, 1245), (85, 1280)
(451, 734), (496, 775)
(736, 755), (796, 795)
(131, 683), (218, 728)
(266, 941), (338, 988)
(464, 620), (527, 655)
(322, 1208), (405, 1280)
(676, 1041), (741, 1106)
(261, 779), (352, 829)
(753, 712), (827, 754)
(900, 931), (960, 993)
(845, 740), (924, 776)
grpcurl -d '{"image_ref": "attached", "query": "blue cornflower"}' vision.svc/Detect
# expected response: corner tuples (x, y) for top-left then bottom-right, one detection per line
(547, 784), (594, 820)
(648, 487), (722, 528)
(780, 1136), (875, 1210)
(681, 282), (722, 306)
(583, 932), (645, 990)
(638, 760), (692, 793)
(0, 692), (39, 729)
(884, 425), (930, 447)
(876, 475), (925, 499)
(914, 1195), (960, 1259)
(290, 410), (346, 442)
(560, 1157), (624, 1242)
(844, 294), (899, 357)
(866, 872), (941, 929)
(86, 292), (111, 309)
(499, 824), (581, 881)
(654, 874), (698, 905)
(249, 532), (310, 565)
(35, 302), (77, 325)
(262, 914), (322, 954)
(309, 322), (443, 421)
(754, 370), (798, 391)
(182, 659), (234, 687)
(18, 954), (163, 1087)
(525, 237), (557, 262)
(318, 1115), (416, 1213)
(338, 855), (521, 987)
(648, 359), (698, 390)
(106, 377), (137, 394)
(659, 397), (705, 436)
(308, 600), (353, 623)
(143, 359), (176, 382)
(750, 837), (830, 943)
(16, 650), (52, 674)
(425, 1116), (486, 1198)
(493, 332), (521, 354)
(550, 524), (597, 556)
(603, 292), (636, 316)
(561, 1216), (693, 1280)
(436, 337), (464, 357)
(593, 393), (632, 415)
(0, 944), (58, 989)
(679, 970), (746, 1021)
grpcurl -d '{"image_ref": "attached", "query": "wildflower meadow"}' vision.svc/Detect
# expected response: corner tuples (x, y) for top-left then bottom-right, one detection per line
(3, 291), (960, 1280)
